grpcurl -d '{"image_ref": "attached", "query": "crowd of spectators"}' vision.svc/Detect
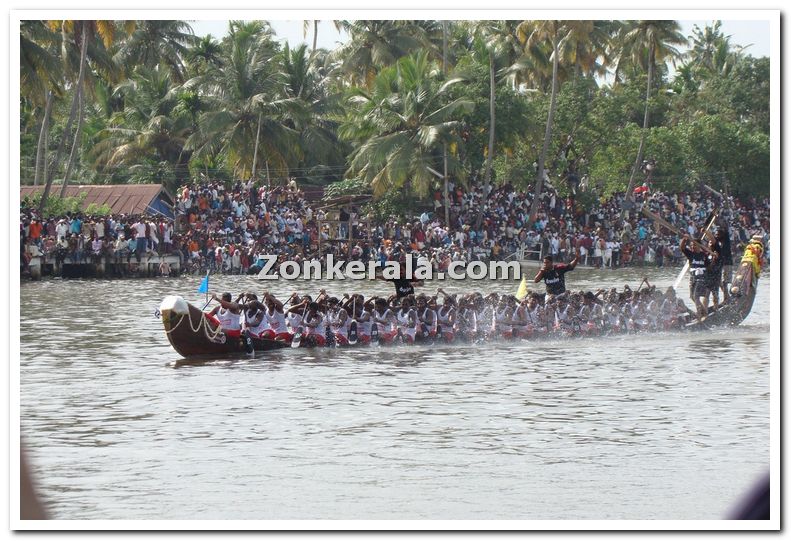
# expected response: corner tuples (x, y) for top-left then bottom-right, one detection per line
(20, 175), (771, 278)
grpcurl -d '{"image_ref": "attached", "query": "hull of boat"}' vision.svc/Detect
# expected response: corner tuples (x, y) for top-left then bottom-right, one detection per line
(159, 296), (289, 358)
(161, 240), (763, 359)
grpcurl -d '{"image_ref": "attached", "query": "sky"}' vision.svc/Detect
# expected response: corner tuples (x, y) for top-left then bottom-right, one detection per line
(188, 18), (771, 59)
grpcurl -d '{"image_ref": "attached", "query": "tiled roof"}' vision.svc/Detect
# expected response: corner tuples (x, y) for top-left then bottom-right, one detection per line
(20, 184), (174, 215)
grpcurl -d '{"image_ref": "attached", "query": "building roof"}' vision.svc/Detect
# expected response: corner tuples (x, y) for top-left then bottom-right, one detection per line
(20, 184), (174, 216)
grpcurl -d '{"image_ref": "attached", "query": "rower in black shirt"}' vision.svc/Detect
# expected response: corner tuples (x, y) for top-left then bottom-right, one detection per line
(534, 248), (580, 296)
(681, 234), (717, 322)
(716, 225), (733, 300)
(391, 277), (417, 298)
(378, 262), (424, 298)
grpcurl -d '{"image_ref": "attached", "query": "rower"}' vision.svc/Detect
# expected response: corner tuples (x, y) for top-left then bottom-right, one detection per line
(395, 296), (418, 344)
(526, 293), (547, 335)
(301, 302), (326, 346)
(241, 293), (270, 340)
(415, 295), (437, 341)
(347, 294), (373, 344)
(552, 295), (573, 333)
(511, 297), (531, 339)
(285, 294), (307, 333)
(259, 292), (292, 342)
(680, 234), (716, 322)
(478, 294), (499, 339)
(326, 297), (351, 346)
(435, 290), (456, 342)
(578, 291), (603, 332)
(208, 292), (243, 338)
(534, 248), (580, 296)
(454, 297), (479, 341)
(494, 295), (515, 339)
(371, 298), (399, 344)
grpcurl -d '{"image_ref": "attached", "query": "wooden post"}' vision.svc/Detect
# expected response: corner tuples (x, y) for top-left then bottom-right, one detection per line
(348, 207), (353, 262)
(317, 217), (322, 257)
(29, 257), (42, 280)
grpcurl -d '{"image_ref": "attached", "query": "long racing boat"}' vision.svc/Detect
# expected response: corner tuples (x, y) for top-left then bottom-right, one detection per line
(159, 238), (765, 360)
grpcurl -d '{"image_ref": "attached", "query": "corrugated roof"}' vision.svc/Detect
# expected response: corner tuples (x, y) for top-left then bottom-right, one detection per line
(20, 184), (174, 216)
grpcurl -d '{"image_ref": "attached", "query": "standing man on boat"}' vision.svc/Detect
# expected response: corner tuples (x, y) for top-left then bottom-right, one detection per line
(680, 235), (717, 322)
(716, 225), (733, 301)
(533, 248), (581, 297)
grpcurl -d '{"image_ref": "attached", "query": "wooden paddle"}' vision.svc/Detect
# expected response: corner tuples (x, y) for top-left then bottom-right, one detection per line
(291, 302), (309, 349)
(640, 206), (716, 255)
(347, 297), (358, 346)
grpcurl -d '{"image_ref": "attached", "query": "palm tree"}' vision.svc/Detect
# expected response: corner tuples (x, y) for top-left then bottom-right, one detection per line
(339, 51), (473, 197)
(182, 21), (299, 181)
(186, 34), (223, 76)
(114, 20), (198, 83)
(332, 20), (437, 88)
(462, 21), (525, 226)
(279, 43), (345, 181)
(89, 64), (192, 180)
(688, 21), (725, 74)
(20, 21), (63, 186)
(614, 20), (687, 200)
(516, 20), (600, 226)
(303, 20), (319, 53)
(34, 19), (123, 209)
(687, 21), (748, 80)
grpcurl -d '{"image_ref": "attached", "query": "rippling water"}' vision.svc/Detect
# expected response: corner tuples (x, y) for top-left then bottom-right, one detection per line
(19, 267), (771, 520)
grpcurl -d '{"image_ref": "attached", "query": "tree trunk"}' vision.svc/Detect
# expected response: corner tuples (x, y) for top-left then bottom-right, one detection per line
(625, 42), (655, 202)
(33, 91), (53, 186)
(475, 48), (496, 230)
(39, 85), (80, 214)
(251, 111), (262, 180)
(442, 20), (449, 226)
(42, 112), (50, 187)
(312, 20), (318, 53)
(484, 48), (496, 196)
(528, 38), (560, 228)
(60, 79), (85, 197)
(60, 21), (90, 198)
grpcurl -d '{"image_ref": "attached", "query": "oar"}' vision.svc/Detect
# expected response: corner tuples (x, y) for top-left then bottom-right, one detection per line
(640, 206), (716, 255)
(347, 297), (358, 346)
(291, 302), (309, 348)
(201, 297), (213, 311)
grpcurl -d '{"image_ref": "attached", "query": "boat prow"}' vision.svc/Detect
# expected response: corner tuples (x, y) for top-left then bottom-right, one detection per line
(159, 295), (288, 358)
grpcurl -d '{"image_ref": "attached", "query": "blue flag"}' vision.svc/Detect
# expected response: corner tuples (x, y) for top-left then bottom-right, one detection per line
(198, 272), (209, 294)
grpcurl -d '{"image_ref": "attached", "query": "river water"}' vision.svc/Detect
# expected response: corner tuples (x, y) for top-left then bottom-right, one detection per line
(19, 266), (772, 521)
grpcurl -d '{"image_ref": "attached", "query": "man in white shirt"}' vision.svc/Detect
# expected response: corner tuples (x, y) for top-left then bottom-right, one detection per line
(55, 219), (68, 241)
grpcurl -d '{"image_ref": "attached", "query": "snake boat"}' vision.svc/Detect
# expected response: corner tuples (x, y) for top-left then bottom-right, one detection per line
(159, 239), (765, 359)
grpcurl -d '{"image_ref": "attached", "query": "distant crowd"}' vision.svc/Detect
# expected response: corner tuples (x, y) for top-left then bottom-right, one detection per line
(20, 176), (770, 277)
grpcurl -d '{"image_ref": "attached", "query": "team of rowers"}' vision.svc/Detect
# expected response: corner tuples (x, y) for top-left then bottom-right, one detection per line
(204, 280), (696, 348)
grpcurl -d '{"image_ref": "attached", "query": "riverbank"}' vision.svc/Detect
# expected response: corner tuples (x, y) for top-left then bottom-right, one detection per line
(22, 253), (183, 280)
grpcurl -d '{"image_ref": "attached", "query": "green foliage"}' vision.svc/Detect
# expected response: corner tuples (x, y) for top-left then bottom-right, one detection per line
(681, 114), (769, 195)
(85, 202), (113, 215)
(361, 190), (418, 221)
(21, 191), (88, 217)
(492, 146), (535, 189)
(19, 18), (771, 202)
(323, 178), (370, 199)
